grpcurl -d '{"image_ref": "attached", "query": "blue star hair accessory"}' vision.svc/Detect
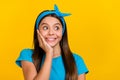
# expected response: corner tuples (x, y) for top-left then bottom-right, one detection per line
(36, 4), (71, 34)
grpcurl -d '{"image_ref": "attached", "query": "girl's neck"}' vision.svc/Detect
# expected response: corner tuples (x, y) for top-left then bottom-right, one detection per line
(52, 44), (61, 58)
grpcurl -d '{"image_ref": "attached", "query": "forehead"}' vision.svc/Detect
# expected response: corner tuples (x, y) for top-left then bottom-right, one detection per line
(40, 16), (61, 24)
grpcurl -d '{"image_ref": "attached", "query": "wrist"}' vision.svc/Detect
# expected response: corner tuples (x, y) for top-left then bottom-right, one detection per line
(46, 52), (53, 58)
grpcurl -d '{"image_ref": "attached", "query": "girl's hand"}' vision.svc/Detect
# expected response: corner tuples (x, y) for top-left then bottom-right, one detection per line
(37, 30), (53, 56)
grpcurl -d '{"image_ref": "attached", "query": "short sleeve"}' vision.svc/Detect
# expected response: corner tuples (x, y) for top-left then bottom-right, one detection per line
(73, 54), (89, 75)
(15, 48), (33, 67)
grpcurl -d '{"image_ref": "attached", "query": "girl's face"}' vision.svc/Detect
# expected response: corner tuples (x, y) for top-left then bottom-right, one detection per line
(38, 16), (62, 47)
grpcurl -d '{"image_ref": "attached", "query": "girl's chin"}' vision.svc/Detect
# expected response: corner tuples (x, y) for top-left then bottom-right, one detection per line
(47, 42), (59, 48)
(48, 43), (56, 47)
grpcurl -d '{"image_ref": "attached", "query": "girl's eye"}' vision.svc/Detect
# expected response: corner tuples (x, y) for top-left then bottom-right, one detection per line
(54, 26), (60, 30)
(43, 26), (48, 30)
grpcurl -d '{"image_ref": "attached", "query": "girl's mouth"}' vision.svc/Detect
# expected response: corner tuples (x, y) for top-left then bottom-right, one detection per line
(46, 38), (56, 42)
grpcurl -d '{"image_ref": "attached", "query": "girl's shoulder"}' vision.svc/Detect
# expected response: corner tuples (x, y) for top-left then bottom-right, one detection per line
(72, 53), (83, 61)
(16, 48), (34, 67)
(19, 48), (34, 58)
(72, 53), (89, 75)
(72, 53), (86, 65)
(20, 48), (33, 53)
(19, 48), (34, 59)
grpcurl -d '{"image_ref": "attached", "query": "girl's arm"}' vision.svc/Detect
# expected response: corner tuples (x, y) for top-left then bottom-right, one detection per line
(21, 61), (37, 80)
(21, 53), (52, 80)
(78, 73), (86, 80)
(21, 30), (53, 80)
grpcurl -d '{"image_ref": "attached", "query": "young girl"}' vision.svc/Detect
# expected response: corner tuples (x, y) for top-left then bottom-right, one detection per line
(16, 5), (88, 80)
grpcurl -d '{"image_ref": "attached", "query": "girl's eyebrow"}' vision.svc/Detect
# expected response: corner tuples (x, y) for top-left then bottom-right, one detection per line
(54, 23), (62, 25)
(40, 22), (62, 26)
(40, 23), (48, 26)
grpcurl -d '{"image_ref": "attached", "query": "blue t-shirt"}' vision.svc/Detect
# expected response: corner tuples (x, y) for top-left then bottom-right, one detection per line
(16, 49), (88, 80)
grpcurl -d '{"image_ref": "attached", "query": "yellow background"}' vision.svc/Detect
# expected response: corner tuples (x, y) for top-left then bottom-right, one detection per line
(0, 0), (120, 80)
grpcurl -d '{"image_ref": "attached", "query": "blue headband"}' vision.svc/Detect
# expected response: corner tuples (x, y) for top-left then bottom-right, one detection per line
(36, 4), (71, 34)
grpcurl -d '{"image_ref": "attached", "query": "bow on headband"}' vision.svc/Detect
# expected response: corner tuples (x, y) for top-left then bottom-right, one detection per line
(36, 4), (71, 34)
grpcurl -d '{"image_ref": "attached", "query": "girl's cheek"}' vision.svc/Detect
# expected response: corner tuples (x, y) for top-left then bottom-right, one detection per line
(41, 31), (48, 37)
(57, 31), (62, 36)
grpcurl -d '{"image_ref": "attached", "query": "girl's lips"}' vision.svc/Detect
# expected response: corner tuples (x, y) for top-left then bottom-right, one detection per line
(46, 38), (56, 42)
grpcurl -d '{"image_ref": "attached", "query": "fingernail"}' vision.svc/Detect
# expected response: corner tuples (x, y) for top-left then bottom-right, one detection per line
(37, 30), (39, 33)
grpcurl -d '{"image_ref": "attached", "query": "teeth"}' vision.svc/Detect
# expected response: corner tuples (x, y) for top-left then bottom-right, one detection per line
(48, 39), (54, 40)
(47, 38), (55, 41)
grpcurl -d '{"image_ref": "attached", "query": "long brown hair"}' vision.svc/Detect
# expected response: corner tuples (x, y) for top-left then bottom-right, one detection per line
(32, 11), (78, 80)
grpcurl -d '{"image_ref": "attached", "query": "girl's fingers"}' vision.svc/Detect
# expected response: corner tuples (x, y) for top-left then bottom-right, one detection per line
(37, 29), (49, 48)
(37, 30), (44, 42)
(37, 30), (46, 44)
(37, 30), (43, 47)
(37, 29), (53, 54)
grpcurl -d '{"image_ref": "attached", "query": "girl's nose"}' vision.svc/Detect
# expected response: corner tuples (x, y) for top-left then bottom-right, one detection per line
(48, 28), (54, 35)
